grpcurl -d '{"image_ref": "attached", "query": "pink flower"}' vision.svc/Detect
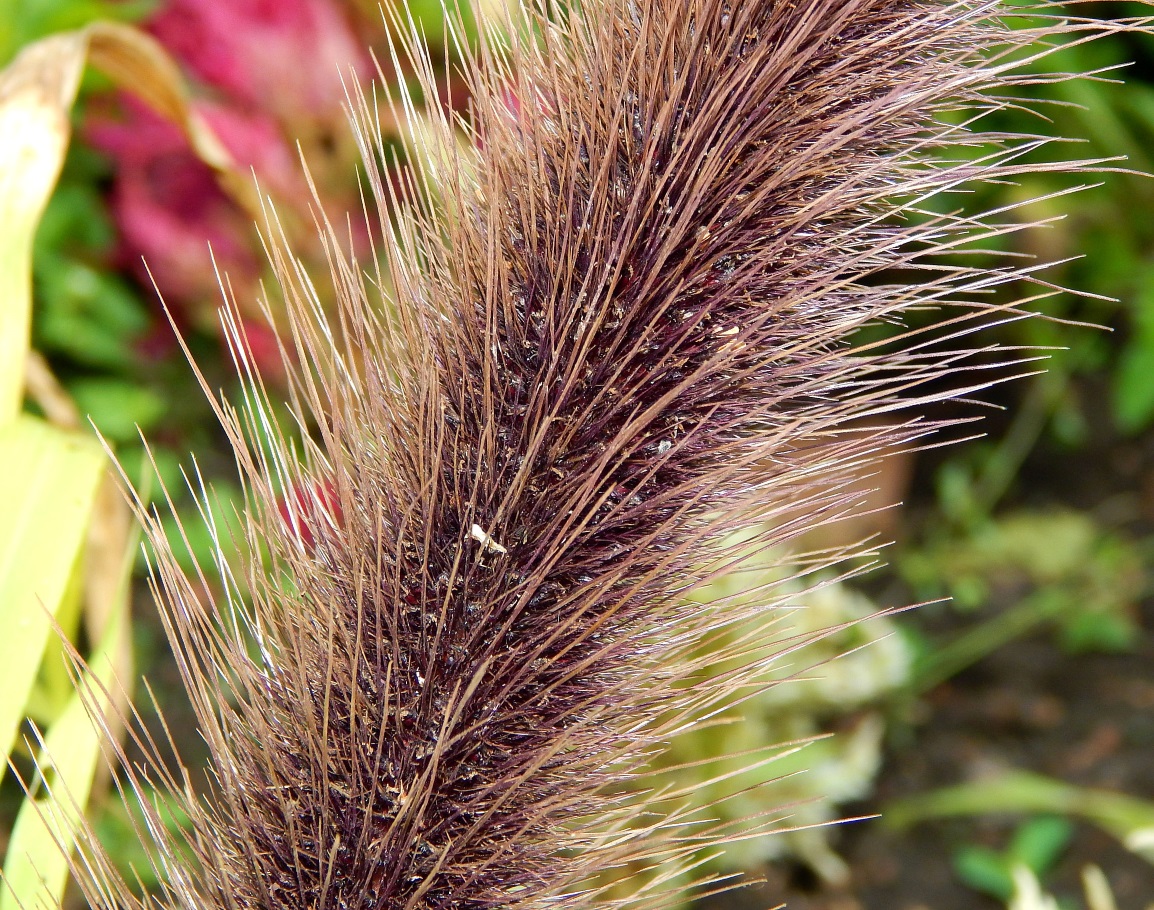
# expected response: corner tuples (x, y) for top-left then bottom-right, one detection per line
(86, 0), (373, 374)
(147, 0), (370, 128)
(88, 99), (259, 308)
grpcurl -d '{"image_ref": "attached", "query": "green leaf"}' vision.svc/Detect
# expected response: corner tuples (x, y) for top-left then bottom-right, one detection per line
(954, 845), (1014, 900)
(68, 377), (166, 440)
(32, 176), (152, 370)
(1058, 611), (1137, 655)
(1008, 817), (1074, 875)
(0, 416), (105, 782)
(34, 180), (115, 254)
(1114, 332), (1154, 434)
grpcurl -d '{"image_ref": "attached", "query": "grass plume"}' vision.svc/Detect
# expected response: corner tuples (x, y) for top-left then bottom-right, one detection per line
(41, 2), (1151, 910)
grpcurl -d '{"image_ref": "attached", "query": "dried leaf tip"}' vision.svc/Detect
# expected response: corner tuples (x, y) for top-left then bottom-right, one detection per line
(53, 3), (1152, 910)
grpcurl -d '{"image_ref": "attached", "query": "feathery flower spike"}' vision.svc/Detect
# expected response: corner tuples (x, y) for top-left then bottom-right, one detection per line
(49, 2), (1150, 910)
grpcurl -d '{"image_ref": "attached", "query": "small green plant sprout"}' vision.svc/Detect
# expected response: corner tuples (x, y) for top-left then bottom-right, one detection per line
(886, 769), (1154, 900)
(954, 816), (1074, 903)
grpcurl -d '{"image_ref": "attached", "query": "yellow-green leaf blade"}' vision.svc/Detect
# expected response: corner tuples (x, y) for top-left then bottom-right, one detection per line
(0, 417), (105, 776)
(0, 597), (128, 910)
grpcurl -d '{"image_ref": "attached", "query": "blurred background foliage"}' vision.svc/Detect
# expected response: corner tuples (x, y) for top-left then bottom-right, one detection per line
(1, 1), (1153, 908)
